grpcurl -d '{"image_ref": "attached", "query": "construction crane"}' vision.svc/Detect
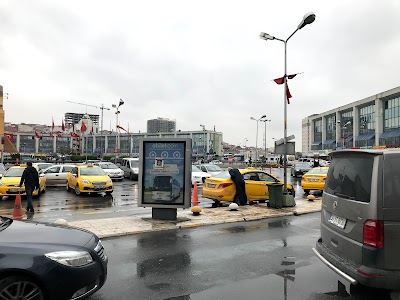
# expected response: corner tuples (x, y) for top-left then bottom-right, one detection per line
(67, 100), (111, 158)
(66, 100), (110, 134)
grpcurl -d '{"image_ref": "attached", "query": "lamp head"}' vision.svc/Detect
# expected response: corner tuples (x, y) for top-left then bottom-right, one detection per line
(112, 104), (117, 108)
(250, 117), (256, 120)
(119, 99), (124, 106)
(259, 32), (275, 41)
(298, 12), (316, 30)
(260, 115), (266, 119)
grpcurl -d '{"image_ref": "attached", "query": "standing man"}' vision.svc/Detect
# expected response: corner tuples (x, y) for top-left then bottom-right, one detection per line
(19, 161), (40, 214)
(228, 167), (247, 205)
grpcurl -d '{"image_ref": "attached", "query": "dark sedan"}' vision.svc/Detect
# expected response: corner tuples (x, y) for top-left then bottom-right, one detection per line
(0, 216), (107, 300)
(290, 162), (312, 177)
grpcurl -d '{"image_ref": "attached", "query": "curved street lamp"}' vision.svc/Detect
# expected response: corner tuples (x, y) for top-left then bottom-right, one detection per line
(259, 12), (316, 194)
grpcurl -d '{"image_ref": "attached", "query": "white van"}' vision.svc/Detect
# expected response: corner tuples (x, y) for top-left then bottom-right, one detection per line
(120, 158), (139, 180)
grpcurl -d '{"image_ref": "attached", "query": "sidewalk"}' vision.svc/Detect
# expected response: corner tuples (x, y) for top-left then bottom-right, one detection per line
(67, 197), (322, 238)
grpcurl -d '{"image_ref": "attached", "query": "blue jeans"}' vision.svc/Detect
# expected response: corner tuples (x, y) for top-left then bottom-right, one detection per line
(25, 186), (34, 212)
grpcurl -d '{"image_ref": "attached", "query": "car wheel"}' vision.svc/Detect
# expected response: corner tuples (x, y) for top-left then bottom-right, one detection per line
(304, 189), (310, 195)
(106, 191), (113, 195)
(75, 184), (81, 196)
(212, 200), (221, 207)
(0, 276), (45, 300)
(66, 182), (70, 192)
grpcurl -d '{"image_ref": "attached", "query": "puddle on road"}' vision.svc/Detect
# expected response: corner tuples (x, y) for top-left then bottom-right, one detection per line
(162, 257), (396, 300)
(223, 219), (292, 234)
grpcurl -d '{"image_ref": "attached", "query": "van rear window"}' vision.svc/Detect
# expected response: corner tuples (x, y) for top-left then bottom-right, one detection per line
(325, 156), (374, 203)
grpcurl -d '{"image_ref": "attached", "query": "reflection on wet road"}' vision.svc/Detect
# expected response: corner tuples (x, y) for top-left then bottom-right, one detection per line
(0, 168), (315, 222)
(88, 213), (398, 300)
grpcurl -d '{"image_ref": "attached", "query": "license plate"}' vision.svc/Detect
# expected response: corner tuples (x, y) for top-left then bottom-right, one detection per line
(9, 188), (22, 193)
(328, 214), (347, 229)
(94, 185), (106, 189)
(309, 178), (319, 182)
(207, 183), (216, 188)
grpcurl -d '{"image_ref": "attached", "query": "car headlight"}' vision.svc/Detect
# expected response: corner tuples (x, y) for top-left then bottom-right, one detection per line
(45, 251), (93, 267)
(107, 179), (112, 184)
(295, 169), (300, 172)
(82, 179), (91, 184)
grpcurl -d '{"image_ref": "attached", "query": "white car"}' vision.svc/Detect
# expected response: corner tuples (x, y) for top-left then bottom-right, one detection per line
(191, 165), (211, 187)
(210, 160), (222, 165)
(39, 164), (76, 186)
(94, 162), (124, 181)
(198, 164), (224, 177)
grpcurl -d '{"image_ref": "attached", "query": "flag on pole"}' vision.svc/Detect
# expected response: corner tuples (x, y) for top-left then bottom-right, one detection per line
(52, 117), (55, 130)
(272, 73), (299, 104)
(35, 132), (41, 139)
(81, 121), (87, 132)
(70, 132), (79, 138)
(117, 125), (132, 136)
(62, 119), (65, 131)
(56, 132), (62, 138)
(50, 132), (54, 139)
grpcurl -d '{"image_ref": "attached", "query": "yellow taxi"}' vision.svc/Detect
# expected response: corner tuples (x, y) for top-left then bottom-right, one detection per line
(0, 164), (46, 199)
(202, 168), (294, 205)
(66, 164), (113, 195)
(301, 166), (329, 195)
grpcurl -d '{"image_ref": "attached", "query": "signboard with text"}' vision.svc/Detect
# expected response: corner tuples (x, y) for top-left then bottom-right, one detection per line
(138, 138), (192, 208)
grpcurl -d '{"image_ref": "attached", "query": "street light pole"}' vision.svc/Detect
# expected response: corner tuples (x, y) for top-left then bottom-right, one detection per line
(262, 119), (271, 158)
(260, 12), (316, 194)
(250, 115), (266, 162)
(112, 98), (124, 159)
(243, 138), (248, 147)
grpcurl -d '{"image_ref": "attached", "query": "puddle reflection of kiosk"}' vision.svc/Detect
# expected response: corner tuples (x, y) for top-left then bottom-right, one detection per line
(138, 139), (192, 220)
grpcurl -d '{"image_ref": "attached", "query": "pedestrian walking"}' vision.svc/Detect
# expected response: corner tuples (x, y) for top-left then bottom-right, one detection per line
(19, 161), (40, 214)
(228, 167), (247, 205)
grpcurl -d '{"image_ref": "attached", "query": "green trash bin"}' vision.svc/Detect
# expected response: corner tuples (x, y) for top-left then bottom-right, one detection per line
(267, 183), (284, 208)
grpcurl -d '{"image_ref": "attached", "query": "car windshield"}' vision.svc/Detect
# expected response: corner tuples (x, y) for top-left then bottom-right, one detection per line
(213, 171), (231, 179)
(80, 168), (106, 176)
(130, 161), (139, 168)
(37, 164), (53, 170)
(306, 168), (328, 175)
(192, 165), (201, 172)
(295, 163), (310, 168)
(4, 168), (24, 177)
(99, 163), (119, 169)
(0, 216), (13, 232)
(205, 165), (223, 172)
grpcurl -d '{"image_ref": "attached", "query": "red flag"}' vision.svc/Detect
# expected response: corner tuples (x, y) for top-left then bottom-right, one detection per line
(56, 132), (62, 138)
(273, 77), (285, 85)
(287, 85), (292, 104)
(81, 121), (87, 132)
(70, 132), (79, 138)
(35, 132), (41, 139)
(50, 132), (54, 138)
(62, 120), (65, 131)
(52, 117), (55, 130)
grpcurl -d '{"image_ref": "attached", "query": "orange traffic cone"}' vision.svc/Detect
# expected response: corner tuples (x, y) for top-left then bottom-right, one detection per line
(192, 182), (199, 206)
(12, 193), (24, 219)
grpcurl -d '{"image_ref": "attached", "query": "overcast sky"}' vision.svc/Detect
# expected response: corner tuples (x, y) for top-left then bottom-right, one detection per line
(1, 0), (400, 151)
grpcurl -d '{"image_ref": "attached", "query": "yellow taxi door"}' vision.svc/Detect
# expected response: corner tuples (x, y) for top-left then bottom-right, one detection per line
(69, 167), (78, 188)
(257, 172), (281, 200)
(243, 172), (263, 201)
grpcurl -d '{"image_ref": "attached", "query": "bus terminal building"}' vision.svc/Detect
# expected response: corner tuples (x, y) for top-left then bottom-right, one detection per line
(302, 86), (400, 156)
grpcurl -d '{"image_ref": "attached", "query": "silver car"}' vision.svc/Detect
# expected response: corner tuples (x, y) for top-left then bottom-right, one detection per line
(40, 164), (76, 186)
(313, 149), (400, 291)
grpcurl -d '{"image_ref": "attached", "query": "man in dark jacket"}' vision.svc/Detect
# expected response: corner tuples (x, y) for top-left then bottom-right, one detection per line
(19, 161), (40, 213)
(228, 167), (247, 205)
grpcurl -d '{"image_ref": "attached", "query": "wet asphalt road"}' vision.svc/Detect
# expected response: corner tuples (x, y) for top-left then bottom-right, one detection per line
(88, 213), (397, 300)
(0, 168), (309, 222)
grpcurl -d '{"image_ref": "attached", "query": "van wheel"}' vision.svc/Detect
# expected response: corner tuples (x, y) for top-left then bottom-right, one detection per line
(129, 173), (133, 181)
(0, 276), (45, 300)
(66, 182), (70, 192)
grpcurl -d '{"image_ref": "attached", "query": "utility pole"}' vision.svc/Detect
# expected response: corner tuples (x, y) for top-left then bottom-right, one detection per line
(66, 101), (111, 158)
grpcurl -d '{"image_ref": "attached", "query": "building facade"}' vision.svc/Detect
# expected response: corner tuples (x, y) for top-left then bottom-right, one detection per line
(8, 130), (223, 157)
(302, 86), (400, 155)
(147, 118), (176, 133)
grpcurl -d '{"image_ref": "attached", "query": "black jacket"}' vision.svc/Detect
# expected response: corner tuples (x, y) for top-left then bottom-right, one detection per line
(229, 168), (244, 184)
(19, 166), (40, 189)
